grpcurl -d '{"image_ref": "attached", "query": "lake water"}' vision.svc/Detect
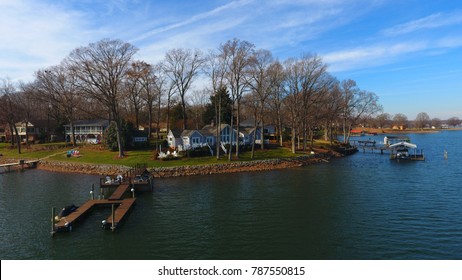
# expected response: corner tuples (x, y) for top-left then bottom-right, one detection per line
(1, 130), (461, 260)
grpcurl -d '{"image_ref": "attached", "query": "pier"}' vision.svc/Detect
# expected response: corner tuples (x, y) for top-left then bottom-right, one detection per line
(51, 164), (153, 235)
(352, 139), (425, 161)
(0, 159), (39, 173)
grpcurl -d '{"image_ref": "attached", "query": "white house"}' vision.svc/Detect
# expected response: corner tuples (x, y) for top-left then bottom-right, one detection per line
(167, 129), (182, 149)
(11, 120), (58, 143)
(64, 119), (109, 144)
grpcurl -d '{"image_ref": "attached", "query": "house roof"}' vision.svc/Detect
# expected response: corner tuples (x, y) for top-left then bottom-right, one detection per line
(201, 124), (231, 136)
(240, 118), (258, 127)
(389, 141), (417, 149)
(169, 128), (182, 138)
(65, 119), (110, 127)
(181, 129), (204, 138)
(15, 120), (58, 128)
(199, 129), (214, 137)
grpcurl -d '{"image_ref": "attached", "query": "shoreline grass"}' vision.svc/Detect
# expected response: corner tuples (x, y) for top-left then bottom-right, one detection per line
(1, 142), (312, 168)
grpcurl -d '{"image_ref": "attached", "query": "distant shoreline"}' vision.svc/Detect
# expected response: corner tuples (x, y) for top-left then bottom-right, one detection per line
(361, 128), (462, 134)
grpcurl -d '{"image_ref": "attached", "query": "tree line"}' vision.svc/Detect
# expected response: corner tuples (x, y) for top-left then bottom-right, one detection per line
(1, 38), (459, 157)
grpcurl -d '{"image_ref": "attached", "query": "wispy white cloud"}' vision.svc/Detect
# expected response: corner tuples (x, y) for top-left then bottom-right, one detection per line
(134, 0), (371, 60)
(382, 10), (462, 36)
(325, 8), (462, 73)
(0, 0), (93, 80)
(323, 41), (428, 71)
(131, 0), (254, 42)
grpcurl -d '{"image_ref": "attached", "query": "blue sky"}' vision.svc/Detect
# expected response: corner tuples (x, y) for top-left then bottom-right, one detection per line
(1, 0), (461, 119)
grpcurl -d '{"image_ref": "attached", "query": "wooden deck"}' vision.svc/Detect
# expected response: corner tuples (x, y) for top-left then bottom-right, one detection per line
(102, 198), (136, 230)
(108, 183), (131, 200)
(53, 198), (136, 233)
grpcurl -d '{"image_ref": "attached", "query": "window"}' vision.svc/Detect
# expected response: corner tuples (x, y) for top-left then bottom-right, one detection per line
(192, 137), (200, 144)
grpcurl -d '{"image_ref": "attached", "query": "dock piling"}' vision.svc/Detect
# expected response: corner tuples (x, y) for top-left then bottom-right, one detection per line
(51, 207), (56, 235)
(90, 184), (95, 200)
(111, 204), (116, 232)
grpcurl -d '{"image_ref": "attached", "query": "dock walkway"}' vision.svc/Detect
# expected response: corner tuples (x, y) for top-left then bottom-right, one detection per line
(102, 198), (136, 230)
(108, 183), (131, 200)
(54, 199), (135, 232)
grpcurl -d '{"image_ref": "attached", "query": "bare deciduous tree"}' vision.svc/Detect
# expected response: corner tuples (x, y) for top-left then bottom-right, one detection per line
(283, 58), (303, 153)
(393, 113), (408, 129)
(341, 79), (382, 143)
(247, 49), (273, 150)
(35, 64), (82, 145)
(0, 78), (22, 153)
(163, 48), (204, 130)
(266, 61), (286, 147)
(65, 39), (138, 157)
(447, 117), (461, 127)
(414, 112), (430, 129)
(299, 55), (329, 150)
(189, 89), (209, 130)
(137, 62), (157, 140)
(220, 38), (255, 160)
(205, 49), (228, 159)
(153, 63), (176, 135)
(375, 113), (392, 129)
(125, 61), (146, 130)
(316, 76), (341, 144)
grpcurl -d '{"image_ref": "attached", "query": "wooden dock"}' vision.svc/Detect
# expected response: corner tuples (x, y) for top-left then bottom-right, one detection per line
(51, 164), (152, 235)
(355, 142), (425, 161)
(0, 159), (39, 173)
(102, 198), (136, 230)
(53, 198), (136, 233)
(108, 183), (131, 200)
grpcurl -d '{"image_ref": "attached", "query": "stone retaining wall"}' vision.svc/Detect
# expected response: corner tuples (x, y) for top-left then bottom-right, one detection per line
(37, 154), (333, 178)
(150, 155), (330, 177)
(38, 160), (131, 175)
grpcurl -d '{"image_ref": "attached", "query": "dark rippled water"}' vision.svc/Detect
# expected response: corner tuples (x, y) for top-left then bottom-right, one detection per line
(1, 131), (461, 259)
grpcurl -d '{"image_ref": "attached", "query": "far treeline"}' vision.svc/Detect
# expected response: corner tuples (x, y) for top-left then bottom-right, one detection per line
(1, 38), (461, 158)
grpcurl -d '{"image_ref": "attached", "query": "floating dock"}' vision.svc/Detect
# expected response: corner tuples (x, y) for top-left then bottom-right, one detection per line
(51, 164), (153, 235)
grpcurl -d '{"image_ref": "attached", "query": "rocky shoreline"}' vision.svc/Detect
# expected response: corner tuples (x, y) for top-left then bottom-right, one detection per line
(36, 152), (339, 178)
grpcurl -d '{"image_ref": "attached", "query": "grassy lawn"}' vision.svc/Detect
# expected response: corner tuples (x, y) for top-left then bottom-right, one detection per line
(1, 142), (320, 168)
(0, 142), (70, 159)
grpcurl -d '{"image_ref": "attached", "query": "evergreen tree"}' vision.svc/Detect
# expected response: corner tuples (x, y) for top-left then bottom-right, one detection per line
(203, 87), (233, 125)
(104, 120), (135, 151)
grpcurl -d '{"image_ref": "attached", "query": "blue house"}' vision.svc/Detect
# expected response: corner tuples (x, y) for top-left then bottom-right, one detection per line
(167, 124), (239, 151)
